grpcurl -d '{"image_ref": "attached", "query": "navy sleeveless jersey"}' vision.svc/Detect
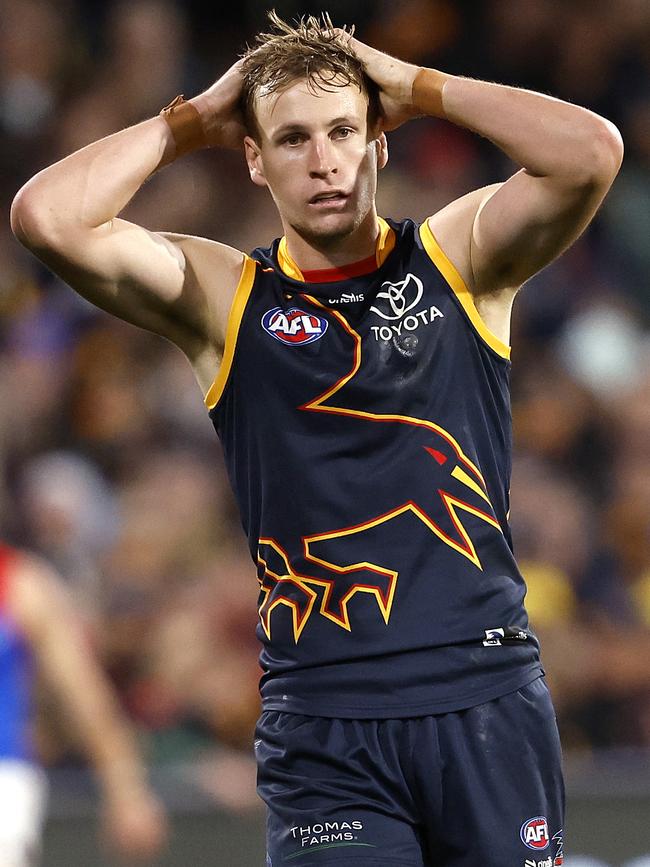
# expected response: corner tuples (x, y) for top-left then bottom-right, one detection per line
(206, 217), (542, 717)
(0, 544), (35, 760)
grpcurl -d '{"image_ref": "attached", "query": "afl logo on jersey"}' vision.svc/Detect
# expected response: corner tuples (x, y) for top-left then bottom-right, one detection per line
(520, 817), (550, 850)
(262, 307), (328, 346)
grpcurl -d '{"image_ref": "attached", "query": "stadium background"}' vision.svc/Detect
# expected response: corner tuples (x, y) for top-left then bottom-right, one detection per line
(1, 0), (649, 863)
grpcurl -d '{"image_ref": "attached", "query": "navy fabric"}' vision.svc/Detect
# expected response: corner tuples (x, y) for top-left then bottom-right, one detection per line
(210, 218), (542, 718)
(257, 677), (564, 866)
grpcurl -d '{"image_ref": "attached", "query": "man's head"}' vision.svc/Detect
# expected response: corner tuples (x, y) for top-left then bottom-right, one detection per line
(240, 13), (388, 251)
(240, 12), (380, 141)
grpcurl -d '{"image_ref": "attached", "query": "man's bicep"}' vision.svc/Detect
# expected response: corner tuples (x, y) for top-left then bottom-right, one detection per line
(470, 168), (611, 293)
(37, 218), (243, 352)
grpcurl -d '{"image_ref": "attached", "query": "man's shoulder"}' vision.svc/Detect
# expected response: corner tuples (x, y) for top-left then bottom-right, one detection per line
(160, 232), (246, 275)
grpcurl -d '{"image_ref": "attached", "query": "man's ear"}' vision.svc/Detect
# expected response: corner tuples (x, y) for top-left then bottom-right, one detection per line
(244, 136), (267, 187)
(376, 132), (388, 170)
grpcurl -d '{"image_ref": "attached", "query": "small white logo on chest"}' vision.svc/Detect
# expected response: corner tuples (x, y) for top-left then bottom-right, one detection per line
(370, 305), (444, 342)
(370, 273), (423, 320)
(328, 292), (365, 304)
(369, 273), (443, 342)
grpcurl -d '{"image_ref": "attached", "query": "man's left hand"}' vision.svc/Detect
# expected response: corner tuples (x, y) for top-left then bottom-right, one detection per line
(341, 33), (421, 130)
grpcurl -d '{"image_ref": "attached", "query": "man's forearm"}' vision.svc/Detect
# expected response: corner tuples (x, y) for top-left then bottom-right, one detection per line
(11, 117), (174, 244)
(46, 625), (152, 800)
(88, 723), (150, 800)
(348, 35), (621, 184)
(12, 61), (245, 249)
(414, 69), (622, 184)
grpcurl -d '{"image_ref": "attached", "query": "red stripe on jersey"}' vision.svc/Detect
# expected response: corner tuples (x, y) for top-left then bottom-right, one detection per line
(301, 253), (378, 283)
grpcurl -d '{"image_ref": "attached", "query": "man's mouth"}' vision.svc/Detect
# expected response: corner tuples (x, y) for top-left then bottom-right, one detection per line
(308, 191), (349, 206)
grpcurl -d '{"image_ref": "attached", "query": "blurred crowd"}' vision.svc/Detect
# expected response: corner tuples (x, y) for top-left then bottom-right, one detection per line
(1, 0), (649, 786)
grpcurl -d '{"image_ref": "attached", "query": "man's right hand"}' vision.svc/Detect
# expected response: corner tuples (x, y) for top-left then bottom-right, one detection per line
(102, 785), (169, 863)
(190, 60), (248, 149)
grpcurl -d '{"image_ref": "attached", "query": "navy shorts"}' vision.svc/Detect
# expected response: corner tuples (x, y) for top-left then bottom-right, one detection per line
(256, 676), (564, 866)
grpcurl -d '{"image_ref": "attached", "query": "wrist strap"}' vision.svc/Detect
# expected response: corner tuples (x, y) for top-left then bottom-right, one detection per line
(160, 95), (207, 161)
(412, 68), (450, 119)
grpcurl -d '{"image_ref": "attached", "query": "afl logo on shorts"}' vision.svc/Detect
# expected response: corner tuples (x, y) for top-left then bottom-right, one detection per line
(262, 307), (328, 346)
(520, 816), (550, 850)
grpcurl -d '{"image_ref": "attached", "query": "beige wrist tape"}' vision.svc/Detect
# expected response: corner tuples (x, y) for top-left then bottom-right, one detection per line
(160, 95), (208, 159)
(411, 68), (450, 119)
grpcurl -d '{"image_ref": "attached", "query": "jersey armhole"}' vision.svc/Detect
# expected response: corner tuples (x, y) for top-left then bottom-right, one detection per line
(204, 255), (258, 410)
(418, 219), (511, 361)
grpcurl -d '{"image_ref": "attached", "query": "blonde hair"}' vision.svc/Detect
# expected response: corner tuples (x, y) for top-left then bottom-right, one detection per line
(240, 11), (379, 138)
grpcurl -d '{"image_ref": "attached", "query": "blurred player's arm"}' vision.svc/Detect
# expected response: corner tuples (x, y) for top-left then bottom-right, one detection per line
(349, 36), (623, 336)
(9, 554), (167, 861)
(10, 62), (247, 393)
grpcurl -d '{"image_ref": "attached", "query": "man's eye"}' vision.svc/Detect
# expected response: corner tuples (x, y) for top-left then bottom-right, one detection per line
(335, 127), (354, 138)
(284, 135), (304, 146)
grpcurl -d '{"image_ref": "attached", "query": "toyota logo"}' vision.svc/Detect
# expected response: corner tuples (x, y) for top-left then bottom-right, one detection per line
(370, 273), (424, 320)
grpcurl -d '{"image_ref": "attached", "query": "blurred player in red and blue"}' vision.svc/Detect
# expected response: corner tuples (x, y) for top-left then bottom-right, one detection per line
(0, 542), (167, 866)
(12, 12), (622, 865)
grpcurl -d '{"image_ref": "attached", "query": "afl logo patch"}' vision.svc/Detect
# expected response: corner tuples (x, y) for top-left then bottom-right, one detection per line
(520, 817), (550, 850)
(262, 307), (328, 345)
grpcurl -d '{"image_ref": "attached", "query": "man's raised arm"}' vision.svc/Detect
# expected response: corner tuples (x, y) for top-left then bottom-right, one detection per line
(349, 36), (623, 308)
(10, 62), (248, 392)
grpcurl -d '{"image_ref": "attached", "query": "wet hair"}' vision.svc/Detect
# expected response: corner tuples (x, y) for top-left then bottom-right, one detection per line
(240, 10), (380, 139)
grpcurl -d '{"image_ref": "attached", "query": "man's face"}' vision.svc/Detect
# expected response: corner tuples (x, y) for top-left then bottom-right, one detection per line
(244, 78), (387, 247)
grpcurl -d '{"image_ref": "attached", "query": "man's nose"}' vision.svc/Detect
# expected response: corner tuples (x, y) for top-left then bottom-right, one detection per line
(308, 137), (338, 177)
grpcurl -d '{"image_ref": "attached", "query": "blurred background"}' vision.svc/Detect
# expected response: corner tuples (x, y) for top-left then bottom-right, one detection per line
(1, 0), (649, 864)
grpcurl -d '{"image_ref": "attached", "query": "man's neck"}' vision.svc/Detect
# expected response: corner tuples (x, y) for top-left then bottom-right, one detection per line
(282, 209), (380, 271)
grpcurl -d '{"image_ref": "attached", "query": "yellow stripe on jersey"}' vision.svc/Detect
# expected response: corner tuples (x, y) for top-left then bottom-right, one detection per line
(277, 217), (396, 281)
(375, 216), (396, 267)
(204, 255), (257, 410)
(418, 220), (511, 360)
(277, 236), (305, 282)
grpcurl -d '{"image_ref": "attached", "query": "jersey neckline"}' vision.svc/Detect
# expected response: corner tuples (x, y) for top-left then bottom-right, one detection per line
(276, 217), (396, 284)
